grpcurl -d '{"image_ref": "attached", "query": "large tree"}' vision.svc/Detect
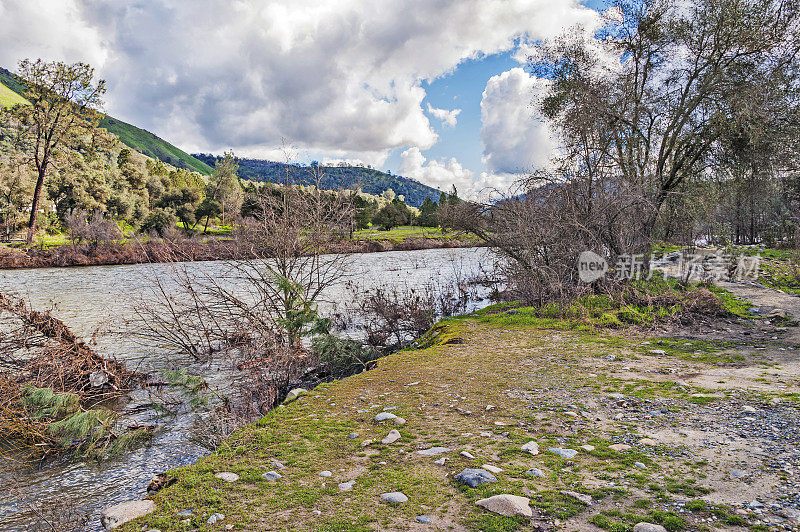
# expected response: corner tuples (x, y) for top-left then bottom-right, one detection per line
(8, 60), (106, 244)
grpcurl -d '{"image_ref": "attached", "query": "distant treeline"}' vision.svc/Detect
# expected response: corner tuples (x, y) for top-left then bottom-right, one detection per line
(193, 154), (441, 208)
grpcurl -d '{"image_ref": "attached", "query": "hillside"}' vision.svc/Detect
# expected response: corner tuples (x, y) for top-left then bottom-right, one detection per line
(0, 67), (212, 175)
(194, 154), (442, 208)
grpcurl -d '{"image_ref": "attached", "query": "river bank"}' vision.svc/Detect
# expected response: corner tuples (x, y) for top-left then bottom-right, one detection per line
(117, 289), (800, 531)
(0, 235), (479, 270)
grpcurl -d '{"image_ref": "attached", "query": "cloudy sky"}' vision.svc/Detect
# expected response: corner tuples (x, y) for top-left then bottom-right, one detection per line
(0, 0), (605, 197)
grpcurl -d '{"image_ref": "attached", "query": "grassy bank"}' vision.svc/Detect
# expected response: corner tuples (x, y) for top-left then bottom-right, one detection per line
(121, 293), (790, 531)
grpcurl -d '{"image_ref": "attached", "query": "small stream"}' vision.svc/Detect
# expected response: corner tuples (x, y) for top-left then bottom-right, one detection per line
(0, 247), (494, 531)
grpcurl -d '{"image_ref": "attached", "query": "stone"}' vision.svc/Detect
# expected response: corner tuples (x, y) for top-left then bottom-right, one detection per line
(393, 417), (406, 426)
(382, 430), (401, 444)
(383, 406), (397, 411)
(561, 490), (592, 505)
(526, 467), (545, 477)
(284, 388), (306, 403)
(101, 500), (156, 530)
(270, 460), (285, 469)
(433, 458), (447, 466)
(381, 492), (408, 504)
(475, 494), (533, 518)
(460, 451), (475, 459)
(650, 349), (667, 355)
(604, 355), (617, 361)
(214, 472), (239, 482)
(548, 447), (578, 459)
(632, 524), (667, 532)
(580, 445), (595, 452)
(748, 500), (765, 508)
(481, 464), (503, 474)
(768, 308), (787, 318)
(361, 439), (374, 447)
(635, 462), (647, 469)
(347, 433), (359, 439)
(454, 468), (498, 487)
(176, 509), (193, 516)
(262, 471), (282, 481)
(742, 405), (758, 414)
(89, 370), (109, 387)
(729, 469), (746, 478)
(564, 411), (579, 417)
(207, 513), (225, 525)
(638, 438), (657, 446)
(609, 444), (632, 452)
(319, 470), (332, 477)
(521, 441), (539, 455)
(416, 515), (433, 523)
(374, 412), (397, 422)
(311, 510), (322, 516)
(417, 446), (450, 456)
(339, 480), (355, 491)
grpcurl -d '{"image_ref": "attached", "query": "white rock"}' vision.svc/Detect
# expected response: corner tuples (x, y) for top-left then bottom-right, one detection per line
(262, 471), (282, 481)
(580, 445), (595, 452)
(481, 464), (503, 474)
(393, 417), (406, 426)
(460, 451), (475, 459)
(633, 524), (667, 532)
(284, 388), (307, 403)
(214, 472), (239, 482)
(374, 412), (397, 422)
(475, 494), (533, 518)
(270, 460), (285, 469)
(417, 447), (450, 456)
(521, 441), (539, 455)
(381, 492), (408, 504)
(101, 500), (156, 530)
(382, 430), (401, 444)
(561, 490), (592, 505)
(338, 480), (355, 491)
(319, 470), (332, 477)
(207, 513), (225, 524)
(433, 458), (447, 466)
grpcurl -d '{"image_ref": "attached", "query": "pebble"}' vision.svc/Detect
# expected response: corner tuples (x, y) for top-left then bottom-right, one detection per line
(382, 430), (401, 444)
(417, 446), (451, 456)
(633, 524), (667, 532)
(207, 513), (225, 524)
(526, 467), (545, 477)
(460, 451), (475, 459)
(347, 433), (359, 439)
(270, 460), (285, 469)
(393, 417), (406, 426)
(214, 472), (239, 482)
(475, 494), (533, 518)
(416, 515), (433, 523)
(319, 470), (332, 477)
(381, 492), (409, 504)
(638, 438), (657, 446)
(374, 412), (397, 422)
(338, 480), (355, 491)
(454, 468), (498, 487)
(580, 445), (595, 452)
(361, 439), (373, 447)
(548, 447), (578, 459)
(635, 462), (646, 469)
(433, 458), (447, 466)
(561, 490), (592, 505)
(311, 510), (322, 516)
(609, 444), (632, 452)
(262, 471), (282, 481)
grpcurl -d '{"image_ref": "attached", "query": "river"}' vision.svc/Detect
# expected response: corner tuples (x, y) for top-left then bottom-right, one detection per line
(0, 247), (494, 531)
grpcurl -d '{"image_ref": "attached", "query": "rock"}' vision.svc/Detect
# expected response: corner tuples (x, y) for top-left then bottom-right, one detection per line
(262, 471), (282, 481)
(319, 470), (332, 477)
(561, 490), (592, 504)
(416, 515), (433, 523)
(382, 430), (401, 444)
(284, 388), (306, 403)
(635, 462), (646, 469)
(374, 412), (397, 422)
(609, 444), (632, 452)
(481, 464), (503, 474)
(176, 509), (193, 516)
(347, 433), (359, 439)
(361, 439), (373, 447)
(454, 468), (498, 487)
(729, 469), (746, 478)
(339, 480), (355, 491)
(311, 510), (322, 516)
(146, 473), (175, 495)
(650, 349), (667, 355)
(475, 494), (533, 518)
(393, 417), (406, 426)
(383, 406), (397, 411)
(748, 307), (760, 314)
(433, 458), (447, 466)
(521, 441), (539, 455)
(460, 451), (475, 459)
(781, 508), (800, 520)
(89, 370), (109, 387)
(748, 500), (765, 508)
(207, 513), (225, 524)
(742, 405), (758, 414)
(548, 447), (578, 459)
(632, 524), (667, 532)
(768, 308), (787, 318)
(101, 500), (156, 530)
(580, 445), (595, 452)
(214, 472), (239, 482)
(381, 492), (408, 504)
(638, 438), (657, 446)
(604, 355), (617, 361)
(270, 460), (285, 469)
(417, 446), (451, 456)
(526, 467), (545, 477)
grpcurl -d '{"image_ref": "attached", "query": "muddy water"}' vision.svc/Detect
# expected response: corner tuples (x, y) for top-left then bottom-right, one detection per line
(0, 247), (494, 531)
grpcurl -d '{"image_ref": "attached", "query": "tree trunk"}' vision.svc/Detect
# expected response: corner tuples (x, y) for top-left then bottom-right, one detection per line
(26, 168), (46, 245)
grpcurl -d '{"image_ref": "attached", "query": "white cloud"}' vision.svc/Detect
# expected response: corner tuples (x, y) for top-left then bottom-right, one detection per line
(480, 67), (555, 174)
(426, 103), (461, 128)
(0, 0), (600, 163)
(400, 147), (473, 192)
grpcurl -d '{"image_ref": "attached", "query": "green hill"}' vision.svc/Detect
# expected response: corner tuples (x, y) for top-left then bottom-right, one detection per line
(194, 154), (443, 208)
(0, 67), (212, 175)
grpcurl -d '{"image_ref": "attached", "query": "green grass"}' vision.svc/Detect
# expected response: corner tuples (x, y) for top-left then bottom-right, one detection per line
(98, 116), (213, 175)
(0, 80), (28, 107)
(354, 225), (475, 243)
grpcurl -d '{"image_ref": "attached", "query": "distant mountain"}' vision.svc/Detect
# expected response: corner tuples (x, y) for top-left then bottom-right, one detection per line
(0, 67), (212, 175)
(193, 154), (442, 208)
